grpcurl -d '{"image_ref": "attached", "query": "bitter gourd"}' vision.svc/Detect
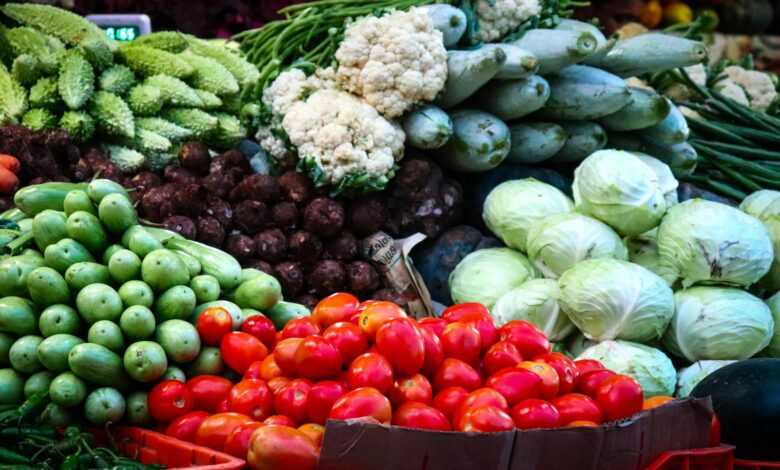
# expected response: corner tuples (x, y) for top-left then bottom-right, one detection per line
(58, 51), (94, 110)
(185, 36), (259, 87)
(5, 27), (60, 74)
(131, 31), (188, 53)
(207, 112), (246, 150)
(98, 65), (136, 95)
(0, 63), (28, 120)
(135, 117), (193, 141)
(162, 108), (218, 138)
(144, 75), (203, 107)
(21, 108), (57, 131)
(145, 152), (178, 172)
(127, 84), (163, 116)
(119, 45), (193, 79)
(90, 91), (134, 138)
(77, 37), (113, 71)
(106, 145), (146, 173)
(11, 54), (43, 86)
(59, 110), (95, 143)
(1, 3), (115, 51)
(180, 52), (239, 96)
(29, 77), (61, 109)
(194, 89), (222, 109)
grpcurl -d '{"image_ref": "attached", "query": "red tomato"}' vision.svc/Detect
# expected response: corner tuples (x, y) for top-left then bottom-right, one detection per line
(498, 321), (551, 359)
(148, 380), (194, 422)
(263, 415), (297, 427)
(224, 421), (263, 457)
(312, 292), (359, 328)
(375, 318), (425, 375)
(392, 402), (451, 431)
(274, 338), (304, 375)
(281, 318), (321, 339)
(241, 315), (277, 350)
(441, 303), (490, 323)
(483, 341), (523, 376)
(196, 307), (233, 346)
(457, 405), (515, 432)
(274, 379), (313, 425)
(323, 322), (368, 365)
(329, 387), (392, 424)
(346, 353), (393, 394)
(432, 386), (469, 422)
(258, 355), (282, 381)
(574, 359), (605, 375)
(307, 381), (347, 425)
(186, 375), (233, 413)
(216, 398), (230, 413)
(294, 335), (342, 379)
(165, 411), (209, 442)
(576, 369), (616, 398)
(297, 423), (325, 448)
(536, 353), (579, 394)
(244, 360), (264, 380)
(420, 326), (444, 376)
(595, 375), (643, 421)
(228, 379), (274, 421)
(390, 374), (433, 406)
(441, 322), (482, 366)
(268, 377), (291, 395)
(195, 412), (252, 450)
(358, 301), (406, 340)
(486, 368), (541, 406)
(433, 358), (481, 392)
(511, 399), (560, 430)
(550, 393), (603, 425)
(247, 425), (319, 470)
(643, 396), (674, 410)
(417, 317), (447, 338)
(454, 388), (509, 429)
(568, 420), (599, 427)
(221, 332), (268, 374)
(517, 361), (560, 399)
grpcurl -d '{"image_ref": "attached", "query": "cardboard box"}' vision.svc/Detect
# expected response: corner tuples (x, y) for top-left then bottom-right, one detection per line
(317, 397), (713, 470)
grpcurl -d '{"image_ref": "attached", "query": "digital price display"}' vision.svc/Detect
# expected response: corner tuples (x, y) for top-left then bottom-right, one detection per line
(86, 14), (152, 41)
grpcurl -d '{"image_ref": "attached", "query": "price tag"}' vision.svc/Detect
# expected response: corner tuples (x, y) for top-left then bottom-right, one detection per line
(86, 14), (152, 41)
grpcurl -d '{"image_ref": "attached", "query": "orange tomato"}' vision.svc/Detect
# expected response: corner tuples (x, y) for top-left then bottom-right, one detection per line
(247, 425), (319, 470)
(643, 396), (675, 410)
(195, 412), (253, 451)
(259, 355), (282, 381)
(297, 423), (325, 448)
(312, 292), (359, 328)
(224, 421), (263, 458)
(567, 420), (599, 428)
(274, 338), (304, 375)
(357, 301), (406, 340)
(517, 361), (560, 399)
(0, 155), (20, 174)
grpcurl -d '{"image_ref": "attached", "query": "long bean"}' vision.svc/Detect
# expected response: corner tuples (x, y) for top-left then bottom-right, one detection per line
(682, 174), (747, 200)
(693, 142), (780, 178)
(687, 118), (755, 146)
(692, 139), (780, 161)
(718, 122), (780, 145)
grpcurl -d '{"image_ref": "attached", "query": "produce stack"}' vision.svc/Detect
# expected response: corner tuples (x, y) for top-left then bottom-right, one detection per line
(0, 178), (301, 428)
(448, 148), (780, 399)
(145, 294), (657, 468)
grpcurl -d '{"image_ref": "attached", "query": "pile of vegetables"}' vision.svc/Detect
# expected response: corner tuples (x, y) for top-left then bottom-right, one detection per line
(144, 294), (658, 469)
(449, 148), (780, 399)
(0, 178), (307, 429)
(0, 3), (260, 172)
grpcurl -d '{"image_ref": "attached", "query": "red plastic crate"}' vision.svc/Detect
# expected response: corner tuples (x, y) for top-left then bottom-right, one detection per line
(735, 459), (780, 469)
(645, 445), (735, 470)
(112, 426), (245, 470)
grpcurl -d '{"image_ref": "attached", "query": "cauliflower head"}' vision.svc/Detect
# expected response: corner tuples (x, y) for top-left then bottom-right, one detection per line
(282, 89), (405, 189)
(262, 67), (338, 116)
(472, 0), (542, 44)
(335, 8), (447, 119)
(719, 66), (778, 112)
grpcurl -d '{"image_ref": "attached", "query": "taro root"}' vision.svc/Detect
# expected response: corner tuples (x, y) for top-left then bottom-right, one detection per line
(348, 197), (387, 237)
(230, 174), (280, 202)
(296, 295), (319, 311)
(288, 230), (323, 265)
(163, 215), (197, 239)
(179, 142), (211, 175)
(274, 261), (304, 297)
(271, 202), (298, 231)
(246, 259), (275, 275)
(253, 228), (287, 263)
(233, 200), (269, 234)
(196, 216), (225, 246)
(204, 196), (233, 229)
(278, 171), (312, 204)
(303, 197), (344, 238)
(324, 231), (357, 261)
(202, 170), (235, 199)
(0, 196), (12, 212)
(308, 260), (346, 296)
(347, 261), (380, 294)
(141, 185), (175, 222)
(170, 183), (205, 218)
(126, 172), (162, 193)
(211, 149), (251, 180)
(164, 166), (199, 185)
(91, 159), (121, 182)
(225, 233), (256, 260)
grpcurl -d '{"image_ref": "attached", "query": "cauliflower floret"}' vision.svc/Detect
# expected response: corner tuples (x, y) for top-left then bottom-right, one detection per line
(472, 0), (542, 44)
(714, 79), (751, 107)
(335, 8), (447, 119)
(255, 125), (294, 165)
(663, 63), (707, 102)
(720, 66), (778, 111)
(263, 68), (338, 116)
(283, 89), (405, 186)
